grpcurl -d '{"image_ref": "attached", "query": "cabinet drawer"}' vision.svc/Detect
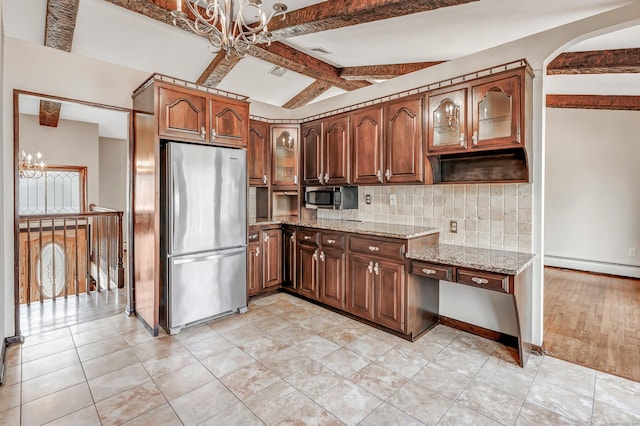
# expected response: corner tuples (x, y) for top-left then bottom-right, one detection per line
(456, 269), (511, 293)
(321, 233), (346, 249)
(409, 261), (452, 281)
(297, 228), (319, 245)
(349, 236), (405, 261)
(248, 229), (260, 242)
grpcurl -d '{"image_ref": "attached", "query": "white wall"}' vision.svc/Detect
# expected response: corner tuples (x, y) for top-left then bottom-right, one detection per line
(99, 137), (128, 244)
(0, 0), (6, 344)
(19, 114), (100, 207)
(545, 108), (640, 278)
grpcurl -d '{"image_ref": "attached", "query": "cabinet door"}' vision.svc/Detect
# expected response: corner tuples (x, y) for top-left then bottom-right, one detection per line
(272, 126), (300, 187)
(263, 229), (282, 288)
(298, 244), (319, 299)
(471, 74), (521, 149)
(248, 120), (270, 186)
(319, 247), (346, 309)
(247, 241), (263, 296)
(283, 228), (297, 290)
(210, 98), (248, 147)
(301, 121), (322, 186)
(373, 259), (405, 332)
(347, 254), (375, 321)
(323, 115), (350, 186)
(351, 106), (384, 185)
(427, 87), (468, 154)
(386, 96), (424, 183)
(158, 87), (207, 142)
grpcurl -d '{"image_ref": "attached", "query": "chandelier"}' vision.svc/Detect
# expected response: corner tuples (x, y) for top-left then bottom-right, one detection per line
(19, 150), (45, 179)
(172, 0), (288, 58)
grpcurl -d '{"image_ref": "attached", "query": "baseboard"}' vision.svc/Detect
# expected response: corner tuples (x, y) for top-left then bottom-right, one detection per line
(544, 256), (640, 279)
(440, 316), (519, 349)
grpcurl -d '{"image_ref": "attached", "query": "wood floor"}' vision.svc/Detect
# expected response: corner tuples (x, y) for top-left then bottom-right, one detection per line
(19, 288), (128, 337)
(544, 266), (640, 382)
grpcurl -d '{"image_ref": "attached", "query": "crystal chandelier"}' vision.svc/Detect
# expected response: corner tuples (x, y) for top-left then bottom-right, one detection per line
(172, 0), (287, 58)
(19, 150), (45, 179)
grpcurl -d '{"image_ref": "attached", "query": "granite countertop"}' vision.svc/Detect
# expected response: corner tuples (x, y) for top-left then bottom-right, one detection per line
(249, 216), (440, 239)
(406, 244), (536, 275)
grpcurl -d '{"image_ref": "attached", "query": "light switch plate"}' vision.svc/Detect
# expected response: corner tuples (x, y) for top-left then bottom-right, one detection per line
(390, 194), (397, 206)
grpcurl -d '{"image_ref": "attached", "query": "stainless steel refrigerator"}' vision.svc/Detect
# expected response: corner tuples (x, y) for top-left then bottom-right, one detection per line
(160, 142), (247, 334)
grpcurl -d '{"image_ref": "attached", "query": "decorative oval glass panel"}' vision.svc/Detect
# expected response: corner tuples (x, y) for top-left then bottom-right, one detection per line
(478, 88), (512, 140)
(36, 242), (66, 298)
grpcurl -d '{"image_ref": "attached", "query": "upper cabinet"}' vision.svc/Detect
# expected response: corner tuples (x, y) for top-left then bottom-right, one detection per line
(471, 74), (521, 149)
(301, 115), (350, 186)
(351, 106), (384, 185)
(158, 84), (248, 148)
(427, 87), (468, 153)
(385, 96), (424, 184)
(271, 125), (300, 188)
(248, 120), (270, 187)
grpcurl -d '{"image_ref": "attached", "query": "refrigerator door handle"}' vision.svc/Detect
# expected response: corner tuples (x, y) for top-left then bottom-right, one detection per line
(172, 247), (246, 264)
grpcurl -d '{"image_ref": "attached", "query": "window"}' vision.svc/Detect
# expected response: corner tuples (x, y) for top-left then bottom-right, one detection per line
(19, 166), (87, 215)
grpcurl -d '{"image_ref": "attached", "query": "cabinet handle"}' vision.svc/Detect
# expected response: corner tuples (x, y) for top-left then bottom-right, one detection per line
(324, 172), (329, 183)
(373, 262), (380, 276)
(376, 169), (383, 183)
(385, 169), (391, 180)
(211, 128), (217, 140)
(459, 133), (465, 146)
(255, 246), (260, 256)
(471, 277), (489, 285)
(264, 234), (269, 242)
(303, 236), (312, 241)
(472, 131), (478, 145)
(293, 175), (298, 185)
(263, 174), (267, 184)
(368, 246), (379, 252)
(313, 249), (318, 261)
(200, 127), (206, 139)
(367, 261), (374, 274)
(249, 233), (258, 240)
(318, 175), (323, 184)
(326, 239), (336, 244)
(422, 268), (437, 275)
(320, 251), (325, 262)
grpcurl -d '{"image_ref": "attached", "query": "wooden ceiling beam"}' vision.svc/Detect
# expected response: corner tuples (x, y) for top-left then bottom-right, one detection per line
(45, 0), (80, 52)
(39, 101), (62, 127)
(340, 61), (445, 80)
(547, 49), (640, 75)
(546, 94), (640, 111)
(247, 42), (370, 92)
(196, 51), (242, 87)
(282, 80), (333, 109)
(268, 0), (479, 39)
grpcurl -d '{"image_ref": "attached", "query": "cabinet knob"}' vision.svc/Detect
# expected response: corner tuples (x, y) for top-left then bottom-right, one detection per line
(249, 233), (258, 240)
(318, 175), (323, 184)
(472, 131), (478, 145)
(211, 128), (217, 140)
(293, 175), (298, 185)
(373, 262), (380, 276)
(376, 170), (383, 183)
(264, 234), (269, 242)
(422, 268), (437, 275)
(255, 246), (260, 256)
(303, 236), (312, 241)
(200, 127), (206, 139)
(313, 249), (318, 261)
(385, 169), (391, 180)
(320, 251), (325, 262)
(324, 172), (329, 183)
(326, 239), (336, 244)
(459, 133), (465, 146)
(471, 277), (489, 285)
(367, 261), (374, 274)
(368, 246), (379, 252)
(290, 235), (295, 242)
(263, 174), (268, 184)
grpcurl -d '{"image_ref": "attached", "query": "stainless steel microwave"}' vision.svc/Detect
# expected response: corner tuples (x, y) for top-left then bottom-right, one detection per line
(304, 186), (358, 210)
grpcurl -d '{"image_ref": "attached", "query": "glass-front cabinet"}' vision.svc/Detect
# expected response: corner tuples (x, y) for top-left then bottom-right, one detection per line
(427, 88), (467, 153)
(471, 74), (521, 149)
(271, 125), (299, 187)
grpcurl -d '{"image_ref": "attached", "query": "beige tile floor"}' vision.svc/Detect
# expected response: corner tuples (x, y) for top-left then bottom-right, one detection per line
(2, 292), (640, 425)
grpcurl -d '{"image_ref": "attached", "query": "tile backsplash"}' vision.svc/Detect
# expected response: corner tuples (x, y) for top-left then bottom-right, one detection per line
(318, 184), (533, 253)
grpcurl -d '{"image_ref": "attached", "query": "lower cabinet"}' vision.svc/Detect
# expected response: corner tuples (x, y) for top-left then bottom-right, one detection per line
(318, 245), (347, 310)
(247, 240), (263, 296)
(263, 228), (282, 288)
(347, 254), (375, 321)
(283, 227), (297, 290)
(298, 243), (319, 299)
(247, 225), (282, 297)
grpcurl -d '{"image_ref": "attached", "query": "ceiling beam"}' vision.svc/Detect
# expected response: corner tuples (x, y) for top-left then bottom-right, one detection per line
(196, 51), (242, 87)
(248, 42), (370, 92)
(39, 101), (62, 127)
(268, 0), (479, 39)
(282, 80), (333, 109)
(45, 0), (80, 52)
(547, 49), (640, 75)
(546, 94), (640, 111)
(340, 61), (445, 80)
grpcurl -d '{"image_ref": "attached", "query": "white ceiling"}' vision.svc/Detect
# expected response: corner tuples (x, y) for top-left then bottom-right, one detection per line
(2, 0), (639, 107)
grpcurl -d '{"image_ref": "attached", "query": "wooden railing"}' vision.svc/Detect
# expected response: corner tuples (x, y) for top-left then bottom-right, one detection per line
(18, 207), (124, 305)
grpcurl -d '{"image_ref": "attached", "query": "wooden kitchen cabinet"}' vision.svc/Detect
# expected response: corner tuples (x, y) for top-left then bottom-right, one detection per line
(427, 87), (468, 154)
(374, 259), (405, 332)
(263, 228), (283, 288)
(158, 85), (248, 147)
(283, 227), (297, 290)
(385, 96), (424, 184)
(351, 105), (384, 185)
(272, 125), (300, 188)
(298, 242), (319, 300)
(318, 232), (347, 309)
(247, 225), (282, 297)
(301, 121), (322, 186)
(347, 254), (376, 321)
(247, 240), (262, 296)
(248, 120), (270, 186)
(322, 115), (350, 186)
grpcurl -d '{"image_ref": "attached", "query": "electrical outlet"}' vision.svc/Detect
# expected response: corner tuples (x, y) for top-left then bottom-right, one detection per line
(366, 194), (371, 205)
(630, 248), (637, 257)
(450, 220), (457, 233)
(389, 194), (397, 206)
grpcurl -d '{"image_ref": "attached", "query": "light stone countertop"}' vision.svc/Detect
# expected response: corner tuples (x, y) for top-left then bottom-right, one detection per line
(406, 244), (536, 275)
(249, 216), (440, 239)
